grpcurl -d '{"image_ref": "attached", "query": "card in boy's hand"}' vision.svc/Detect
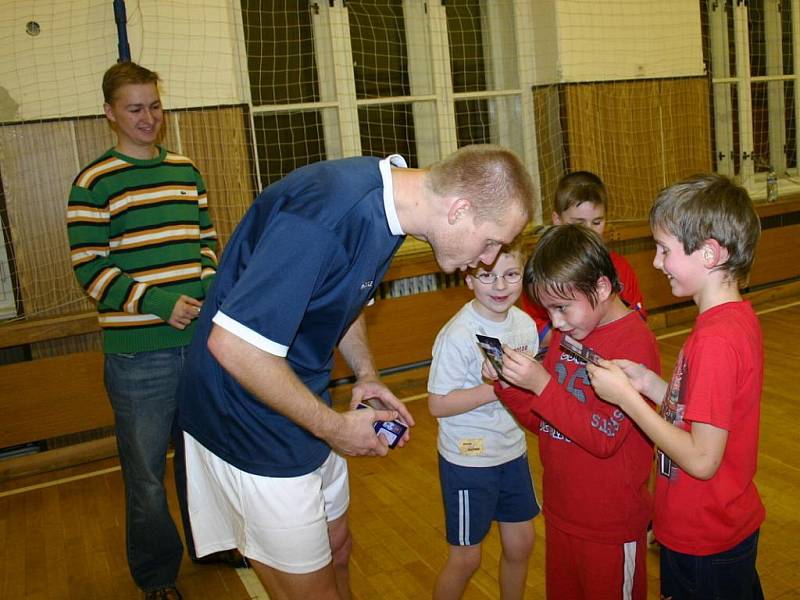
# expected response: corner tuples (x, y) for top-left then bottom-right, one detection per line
(560, 334), (604, 366)
(476, 333), (505, 374)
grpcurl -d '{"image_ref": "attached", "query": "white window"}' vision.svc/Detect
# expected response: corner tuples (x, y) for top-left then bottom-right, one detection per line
(239, 0), (539, 218)
(706, 0), (799, 199)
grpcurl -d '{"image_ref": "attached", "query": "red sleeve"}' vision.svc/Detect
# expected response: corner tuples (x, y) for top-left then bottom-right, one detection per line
(611, 253), (647, 320)
(494, 381), (541, 433)
(526, 326), (660, 458)
(530, 374), (634, 458)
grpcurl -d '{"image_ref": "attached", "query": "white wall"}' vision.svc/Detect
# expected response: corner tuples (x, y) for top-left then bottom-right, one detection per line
(0, 0), (707, 123)
(0, 0), (247, 122)
(555, 0), (705, 82)
(531, 1), (560, 86)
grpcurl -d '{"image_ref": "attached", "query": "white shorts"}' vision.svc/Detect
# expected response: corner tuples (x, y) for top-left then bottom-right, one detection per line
(183, 432), (349, 574)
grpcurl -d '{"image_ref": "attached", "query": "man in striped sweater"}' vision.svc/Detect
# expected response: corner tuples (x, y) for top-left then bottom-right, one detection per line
(67, 62), (217, 600)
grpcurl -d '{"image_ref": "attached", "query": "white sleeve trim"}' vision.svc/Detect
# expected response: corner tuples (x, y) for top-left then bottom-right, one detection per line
(212, 310), (289, 357)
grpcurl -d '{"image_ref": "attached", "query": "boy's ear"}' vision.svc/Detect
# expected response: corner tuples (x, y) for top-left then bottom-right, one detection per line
(447, 198), (471, 225)
(465, 273), (475, 291)
(595, 275), (613, 302)
(551, 211), (562, 225)
(701, 239), (726, 268)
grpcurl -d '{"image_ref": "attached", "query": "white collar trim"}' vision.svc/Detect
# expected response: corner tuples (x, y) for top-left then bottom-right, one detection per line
(379, 154), (407, 235)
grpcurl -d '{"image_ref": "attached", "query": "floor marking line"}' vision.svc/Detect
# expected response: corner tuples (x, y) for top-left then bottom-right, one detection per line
(0, 465), (121, 497)
(654, 299), (800, 341)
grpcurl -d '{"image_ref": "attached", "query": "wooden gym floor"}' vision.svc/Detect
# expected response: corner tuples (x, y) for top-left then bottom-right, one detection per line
(1, 297), (799, 599)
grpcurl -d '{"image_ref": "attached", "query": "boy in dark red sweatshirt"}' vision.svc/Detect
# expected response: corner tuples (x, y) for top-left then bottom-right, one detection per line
(485, 224), (660, 600)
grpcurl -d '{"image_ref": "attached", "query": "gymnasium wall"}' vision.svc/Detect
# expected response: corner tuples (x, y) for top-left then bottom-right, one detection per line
(0, 1), (793, 469)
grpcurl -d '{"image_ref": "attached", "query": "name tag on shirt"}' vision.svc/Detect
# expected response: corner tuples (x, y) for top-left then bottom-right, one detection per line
(458, 438), (485, 456)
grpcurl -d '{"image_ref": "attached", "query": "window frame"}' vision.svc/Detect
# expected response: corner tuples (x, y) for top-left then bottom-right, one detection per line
(707, 0), (800, 199)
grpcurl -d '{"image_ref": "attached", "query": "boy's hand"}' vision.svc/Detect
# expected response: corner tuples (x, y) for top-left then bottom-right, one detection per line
(168, 295), (202, 330)
(481, 358), (509, 388)
(586, 359), (639, 409)
(612, 359), (653, 394)
(481, 357), (499, 380)
(499, 346), (550, 394)
(607, 358), (667, 406)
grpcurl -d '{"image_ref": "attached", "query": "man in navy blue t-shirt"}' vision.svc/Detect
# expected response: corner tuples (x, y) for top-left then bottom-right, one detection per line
(178, 145), (533, 599)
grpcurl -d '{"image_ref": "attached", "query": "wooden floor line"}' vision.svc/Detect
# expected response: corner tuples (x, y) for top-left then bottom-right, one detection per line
(0, 465), (121, 498)
(760, 451), (800, 473)
(0, 450), (176, 497)
(237, 567), (269, 599)
(655, 327), (694, 341)
(401, 391), (429, 403)
(654, 298), (799, 341)
(756, 299), (800, 315)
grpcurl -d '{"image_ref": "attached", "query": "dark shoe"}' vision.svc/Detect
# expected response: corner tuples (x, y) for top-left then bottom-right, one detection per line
(193, 548), (249, 568)
(144, 587), (182, 600)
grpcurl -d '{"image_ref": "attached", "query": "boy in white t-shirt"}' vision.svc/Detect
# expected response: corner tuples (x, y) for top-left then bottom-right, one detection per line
(427, 242), (540, 600)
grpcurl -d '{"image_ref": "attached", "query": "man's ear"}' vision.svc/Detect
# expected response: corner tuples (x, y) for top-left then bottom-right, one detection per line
(551, 211), (562, 225)
(447, 198), (471, 225)
(595, 275), (612, 302)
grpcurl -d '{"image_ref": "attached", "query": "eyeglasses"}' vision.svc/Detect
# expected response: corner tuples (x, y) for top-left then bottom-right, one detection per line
(474, 271), (523, 285)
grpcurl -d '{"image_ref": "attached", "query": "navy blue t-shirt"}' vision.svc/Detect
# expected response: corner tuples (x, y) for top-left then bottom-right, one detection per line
(179, 156), (406, 476)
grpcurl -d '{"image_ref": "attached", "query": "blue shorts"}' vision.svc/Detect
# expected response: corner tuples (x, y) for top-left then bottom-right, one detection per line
(438, 453), (540, 546)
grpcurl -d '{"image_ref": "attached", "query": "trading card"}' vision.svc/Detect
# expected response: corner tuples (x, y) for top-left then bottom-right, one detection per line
(475, 333), (505, 374)
(357, 398), (408, 449)
(559, 334), (604, 366)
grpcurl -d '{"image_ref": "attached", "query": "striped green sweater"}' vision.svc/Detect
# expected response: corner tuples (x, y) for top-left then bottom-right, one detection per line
(67, 146), (217, 354)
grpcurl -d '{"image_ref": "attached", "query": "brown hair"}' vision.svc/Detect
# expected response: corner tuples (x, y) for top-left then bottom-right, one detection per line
(468, 235), (527, 277)
(650, 174), (760, 283)
(524, 224), (621, 308)
(554, 171), (607, 215)
(425, 144), (534, 225)
(102, 62), (160, 104)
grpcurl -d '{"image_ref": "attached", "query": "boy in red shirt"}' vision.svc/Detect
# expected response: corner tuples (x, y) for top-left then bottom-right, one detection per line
(589, 174), (765, 599)
(523, 171), (646, 347)
(485, 224), (660, 599)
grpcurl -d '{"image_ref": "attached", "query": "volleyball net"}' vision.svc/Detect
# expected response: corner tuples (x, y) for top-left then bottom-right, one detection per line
(0, 0), (795, 333)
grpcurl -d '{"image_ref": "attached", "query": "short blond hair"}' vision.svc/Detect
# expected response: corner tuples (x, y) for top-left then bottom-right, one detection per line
(102, 62), (160, 104)
(426, 145), (534, 225)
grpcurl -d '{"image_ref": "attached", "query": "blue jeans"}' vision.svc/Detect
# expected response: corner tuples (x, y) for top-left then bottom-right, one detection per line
(105, 347), (193, 592)
(660, 529), (764, 600)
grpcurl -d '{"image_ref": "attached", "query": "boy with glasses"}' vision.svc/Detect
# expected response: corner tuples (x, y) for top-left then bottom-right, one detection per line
(428, 241), (540, 600)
